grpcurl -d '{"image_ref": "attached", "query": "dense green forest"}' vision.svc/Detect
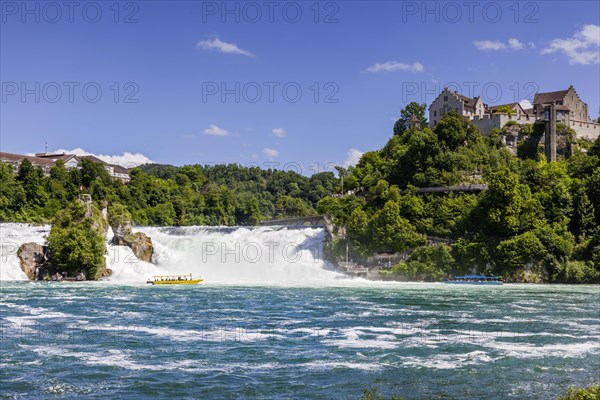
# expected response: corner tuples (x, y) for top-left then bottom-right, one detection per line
(1, 105), (599, 282)
(0, 158), (336, 226)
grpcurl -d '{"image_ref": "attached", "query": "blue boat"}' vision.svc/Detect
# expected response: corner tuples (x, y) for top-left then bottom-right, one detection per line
(443, 275), (503, 285)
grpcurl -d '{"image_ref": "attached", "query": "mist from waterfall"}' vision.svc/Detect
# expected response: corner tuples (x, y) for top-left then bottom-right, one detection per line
(108, 226), (341, 284)
(1, 223), (342, 284)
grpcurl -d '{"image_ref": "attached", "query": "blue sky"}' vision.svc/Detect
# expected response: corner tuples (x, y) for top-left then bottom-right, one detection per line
(1, 1), (599, 173)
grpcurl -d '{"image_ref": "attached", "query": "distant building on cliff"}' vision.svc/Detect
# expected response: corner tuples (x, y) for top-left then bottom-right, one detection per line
(428, 85), (599, 141)
(0, 151), (131, 183)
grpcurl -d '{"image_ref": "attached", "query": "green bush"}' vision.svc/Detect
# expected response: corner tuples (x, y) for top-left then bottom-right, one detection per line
(107, 202), (132, 227)
(387, 245), (454, 281)
(557, 385), (600, 400)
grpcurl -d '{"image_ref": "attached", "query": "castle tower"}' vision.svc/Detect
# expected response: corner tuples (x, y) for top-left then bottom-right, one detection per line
(409, 113), (420, 130)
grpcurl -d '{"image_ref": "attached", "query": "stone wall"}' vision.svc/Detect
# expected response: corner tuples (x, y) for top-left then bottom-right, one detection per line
(471, 113), (534, 135)
(569, 119), (600, 141)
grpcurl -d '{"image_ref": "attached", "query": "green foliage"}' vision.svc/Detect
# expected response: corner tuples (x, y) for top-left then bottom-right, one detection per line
(393, 102), (427, 137)
(47, 201), (107, 280)
(495, 231), (546, 272)
(517, 123), (545, 160)
(494, 105), (515, 116)
(558, 261), (600, 284)
(328, 110), (598, 282)
(388, 244), (454, 281)
(371, 201), (425, 252)
(452, 236), (493, 273)
(107, 203), (131, 227)
(556, 123), (577, 158)
(434, 111), (481, 151)
(557, 385), (600, 400)
(475, 168), (540, 236)
(1, 160), (335, 226)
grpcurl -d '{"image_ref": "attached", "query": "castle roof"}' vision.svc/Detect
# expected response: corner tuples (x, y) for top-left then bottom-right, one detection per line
(455, 93), (479, 107)
(533, 89), (570, 105)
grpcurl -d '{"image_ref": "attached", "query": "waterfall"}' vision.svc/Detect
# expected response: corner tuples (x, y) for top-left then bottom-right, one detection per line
(108, 226), (341, 284)
(0, 223), (50, 281)
(1, 224), (342, 284)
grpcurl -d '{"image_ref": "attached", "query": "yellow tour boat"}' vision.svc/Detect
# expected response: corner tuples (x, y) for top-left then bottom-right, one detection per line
(146, 274), (203, 285)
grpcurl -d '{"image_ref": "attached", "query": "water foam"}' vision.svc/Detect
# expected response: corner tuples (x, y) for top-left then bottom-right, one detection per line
(110, 225), (342, 284)
(1, 223), (344, 285)
(0, 223), (50, 281)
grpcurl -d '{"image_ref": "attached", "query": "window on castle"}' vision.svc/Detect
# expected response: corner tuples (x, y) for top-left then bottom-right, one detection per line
(444, 96), (448, 101)
(434, 110), (437, 116)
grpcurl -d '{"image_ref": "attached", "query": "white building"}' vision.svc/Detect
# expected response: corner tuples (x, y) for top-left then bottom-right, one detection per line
(0, 151), (131, 183)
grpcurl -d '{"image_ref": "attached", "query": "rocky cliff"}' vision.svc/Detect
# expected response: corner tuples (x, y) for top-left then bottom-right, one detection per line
(108, 203), (154, 263)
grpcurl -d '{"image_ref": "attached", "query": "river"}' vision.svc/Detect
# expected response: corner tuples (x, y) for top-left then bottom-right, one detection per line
(0, 224), (598, 399)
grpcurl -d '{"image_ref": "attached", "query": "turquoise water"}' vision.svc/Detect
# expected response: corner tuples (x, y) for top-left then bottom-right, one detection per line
(1, 282), (598, 399)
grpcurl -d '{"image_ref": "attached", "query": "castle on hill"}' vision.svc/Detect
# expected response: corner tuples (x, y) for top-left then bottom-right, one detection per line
(428, 85), (599, 141)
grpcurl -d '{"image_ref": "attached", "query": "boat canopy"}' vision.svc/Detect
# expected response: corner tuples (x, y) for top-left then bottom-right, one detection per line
(454, 275), (499, 279)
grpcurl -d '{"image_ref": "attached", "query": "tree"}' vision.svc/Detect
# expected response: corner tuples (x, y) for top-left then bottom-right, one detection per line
(496, 231), (546, 271)
(477, 168), (540, 236)
(493, 105), (514, 116)
(371, 201), (425, 251)
(393, 102), (427, 136)
(389, 244), (454, 281)
(434, 111), (480, 151)
(0, 163), (26, 220)
(571, 184), (595, 238)
(275, 195), (315, 219)
(17, 159), (48, 209)
(334, 166), (348, 194)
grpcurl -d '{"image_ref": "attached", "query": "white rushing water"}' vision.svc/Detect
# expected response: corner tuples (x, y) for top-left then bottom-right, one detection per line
(121, 226), (342, 284)
(0, 223), (50, 281)
(1, 223), (342, 284)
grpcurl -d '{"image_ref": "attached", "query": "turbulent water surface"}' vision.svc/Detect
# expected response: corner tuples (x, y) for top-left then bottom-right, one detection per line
(1, 224), (599, 399)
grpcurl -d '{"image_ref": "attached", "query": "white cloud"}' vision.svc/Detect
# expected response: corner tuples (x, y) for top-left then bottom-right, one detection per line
(474, 40), (507, 51)
(366, 61), (424, 73)
(263, 148), (279, 160)
(508, 38), (525, 50)
(47, 148), (153, 168)
(197, 36), (254, 57)
(474, 38), (534, 51)
(343, 148), (364, 168)
(541, 24), (600, 65)
(272, 128), (286, 138)
(204, 124), (229, 136)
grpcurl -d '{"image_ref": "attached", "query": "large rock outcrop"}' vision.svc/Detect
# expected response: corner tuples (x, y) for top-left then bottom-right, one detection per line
(17, 242), (47, 280)
(108, 203), (154, 263)
(122, 232), (154, 263)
